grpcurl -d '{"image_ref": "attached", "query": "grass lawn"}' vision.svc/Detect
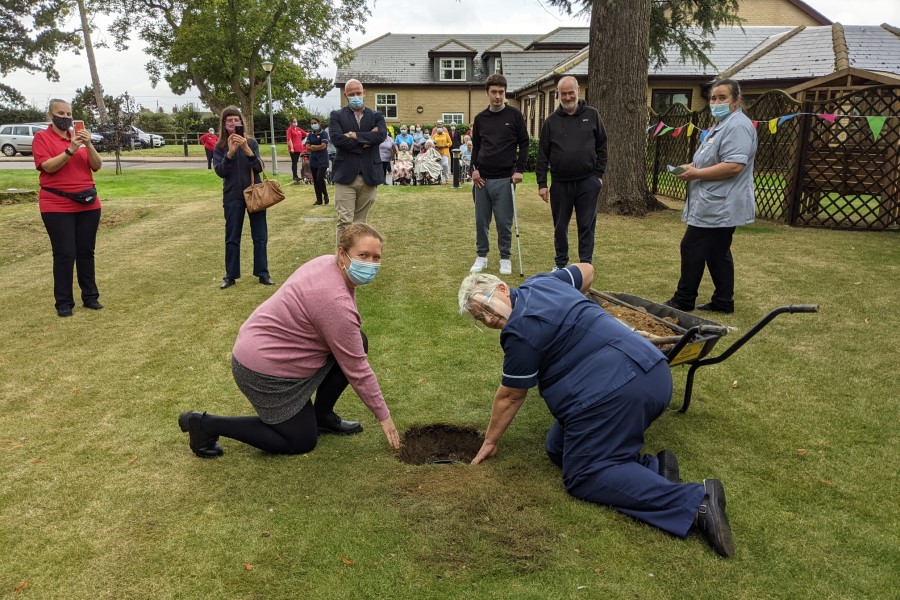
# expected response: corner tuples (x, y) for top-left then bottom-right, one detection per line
(1, 170), (897, 598)
(99, 143), (292, 160)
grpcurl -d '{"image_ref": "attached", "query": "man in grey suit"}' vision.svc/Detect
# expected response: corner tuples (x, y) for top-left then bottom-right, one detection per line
(328, 79), (387, 240)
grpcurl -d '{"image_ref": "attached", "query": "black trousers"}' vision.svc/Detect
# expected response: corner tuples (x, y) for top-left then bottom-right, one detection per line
(549, 176), (602, 267)
(201, 333), (369, 454)
(290, 152), (303, 179)
(672, 225), (736, 311)
(312, 166), (329, 203)
(204, 148), (214, 169)
(41, 209), (101, 310)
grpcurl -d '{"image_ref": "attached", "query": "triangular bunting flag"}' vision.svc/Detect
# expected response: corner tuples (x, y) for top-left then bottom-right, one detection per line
(818, 113), (837, 124)
(777, 113), (799, 126)
(752, 121), (759, 127)
(699, 129), (711, 144)
(653, 122), (666, 136)
(866, 116), (887, 140)
(686, 123), (695, 137)
(659, 126), (674, 137)
(768, 118), (778, 134)
(672, 126), (684, 138)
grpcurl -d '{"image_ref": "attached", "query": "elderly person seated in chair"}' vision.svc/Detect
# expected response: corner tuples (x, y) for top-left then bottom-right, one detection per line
(414, 139), (443, 184)
(392, 142), (414, 186)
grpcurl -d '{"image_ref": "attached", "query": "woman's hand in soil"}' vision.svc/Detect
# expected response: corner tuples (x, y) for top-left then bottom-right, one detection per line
(471, 441), (498, 464)
(380, 415), (400, 449)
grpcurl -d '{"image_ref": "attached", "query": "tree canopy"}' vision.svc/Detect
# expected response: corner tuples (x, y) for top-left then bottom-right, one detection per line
(108, 0), (369, 133)
(0, 0), (80, 106)
(545, 0), (742, 70)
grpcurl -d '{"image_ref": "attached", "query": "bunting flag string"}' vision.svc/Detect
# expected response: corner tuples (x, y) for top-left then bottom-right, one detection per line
(648, 111), (897, 141)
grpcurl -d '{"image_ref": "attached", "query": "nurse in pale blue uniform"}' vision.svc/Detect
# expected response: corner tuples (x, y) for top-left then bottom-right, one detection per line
(666, 78), (758, 315)
(459, 266), (736, 557)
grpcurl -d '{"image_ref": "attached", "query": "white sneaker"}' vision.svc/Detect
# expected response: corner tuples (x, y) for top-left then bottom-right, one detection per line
(470, 256), (488, 273)
(499, 259), (512, 275)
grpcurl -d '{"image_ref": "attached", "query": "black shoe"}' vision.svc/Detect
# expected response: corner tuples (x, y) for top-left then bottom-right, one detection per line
(313, 201), (322, 205)
(178, 411), (223, 458)
(317, 412), (363, 436)
(258, 275), (275, 285)
(696, 479), (735, 557)
(697, 303), (734, 314)
(323, 198), (329, 205)
(57, 307), (73, 318)
(657, 449), (681, 483)
(220, 277), (236, 289)
(663, 299), (693, 312)
(83, 301), (104, 310)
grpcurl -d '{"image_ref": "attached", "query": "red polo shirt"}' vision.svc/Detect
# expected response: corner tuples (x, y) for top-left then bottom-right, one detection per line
(199, 132), (218, 151)
(286, 126), (307, 153)
(32, 126), (101, 214)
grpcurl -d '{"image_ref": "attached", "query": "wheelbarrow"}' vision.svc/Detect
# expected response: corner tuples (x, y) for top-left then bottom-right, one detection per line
(588, 290), (819, 413)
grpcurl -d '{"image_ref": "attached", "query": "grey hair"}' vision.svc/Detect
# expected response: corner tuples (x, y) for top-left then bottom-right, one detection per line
(458, 273), (504, 315)
(425, 139), (434, 148)
(48, 98), (69, 112)
(709, 78), (742, 100)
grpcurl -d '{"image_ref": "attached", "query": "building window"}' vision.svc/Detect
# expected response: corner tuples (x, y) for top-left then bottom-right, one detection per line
(440, 58), (466, 81)
(651, 89), (692, 114)
(376, 93), (398, 119)
(494, 57), (502, 73)
(442, 113), (464, 125)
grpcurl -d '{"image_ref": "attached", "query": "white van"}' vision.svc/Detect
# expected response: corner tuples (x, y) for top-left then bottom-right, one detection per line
(0, 123), (45, 157)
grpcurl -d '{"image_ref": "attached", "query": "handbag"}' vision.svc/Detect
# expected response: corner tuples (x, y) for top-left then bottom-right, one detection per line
(243, 167), (284, 213)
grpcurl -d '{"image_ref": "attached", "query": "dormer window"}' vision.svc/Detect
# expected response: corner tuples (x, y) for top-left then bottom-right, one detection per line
(440, 58), (466, 81)
(494, 57), (502, 73)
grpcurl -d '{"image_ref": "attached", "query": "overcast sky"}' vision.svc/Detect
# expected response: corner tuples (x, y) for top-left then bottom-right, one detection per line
(6, 0), (899, 115)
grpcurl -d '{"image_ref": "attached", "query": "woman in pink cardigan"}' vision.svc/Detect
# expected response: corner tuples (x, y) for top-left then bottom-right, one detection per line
(178, 223), (400, 457)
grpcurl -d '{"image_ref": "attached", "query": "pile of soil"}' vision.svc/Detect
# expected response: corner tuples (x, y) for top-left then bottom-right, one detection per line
(397, 423), (483, 465)
(601, 302), (681, 338)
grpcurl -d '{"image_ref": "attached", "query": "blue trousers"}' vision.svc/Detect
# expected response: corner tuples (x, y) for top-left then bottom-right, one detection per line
(473, 177), (514, 259)
(223, 201), (268, 280)
(545, 360), (704, 537)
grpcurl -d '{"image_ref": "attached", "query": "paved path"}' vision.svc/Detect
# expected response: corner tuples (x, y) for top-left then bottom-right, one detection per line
(0, 156), (290, 171)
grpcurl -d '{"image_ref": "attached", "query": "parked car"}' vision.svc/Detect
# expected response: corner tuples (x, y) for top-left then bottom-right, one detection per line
(130, 126), (165, 148)
(92, 124), (140, 152)
(0, 123), (44, 156)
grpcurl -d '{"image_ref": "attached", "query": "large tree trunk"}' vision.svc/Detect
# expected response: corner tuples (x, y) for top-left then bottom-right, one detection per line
(588, 0), (664, 215)
(76, 0), (108, 124)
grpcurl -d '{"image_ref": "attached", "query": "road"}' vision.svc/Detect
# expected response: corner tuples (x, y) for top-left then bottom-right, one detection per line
(0, 156), (291, 171)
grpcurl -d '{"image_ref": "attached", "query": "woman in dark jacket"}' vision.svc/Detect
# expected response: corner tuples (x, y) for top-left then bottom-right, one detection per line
(213, 106), (274, 289)
(305, 117), (330, 205)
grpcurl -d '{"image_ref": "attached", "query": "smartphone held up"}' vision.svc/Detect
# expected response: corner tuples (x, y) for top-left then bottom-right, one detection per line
(234, 124), (245, 137)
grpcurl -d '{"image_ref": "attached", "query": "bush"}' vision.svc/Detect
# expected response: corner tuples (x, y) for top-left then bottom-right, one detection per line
(134, 112), (175, 134)
(525, 137), (539, 172)
(0, 107), (45, 124)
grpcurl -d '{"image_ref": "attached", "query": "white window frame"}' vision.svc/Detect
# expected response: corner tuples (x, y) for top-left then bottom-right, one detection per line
(439, 58), (466, 81)
(375, 93), (398, 119)
(494, 57), (502, 73)
(442, 113), (464, 125)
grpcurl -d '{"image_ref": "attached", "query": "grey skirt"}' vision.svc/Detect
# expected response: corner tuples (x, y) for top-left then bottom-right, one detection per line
(231, 355), (335, 425)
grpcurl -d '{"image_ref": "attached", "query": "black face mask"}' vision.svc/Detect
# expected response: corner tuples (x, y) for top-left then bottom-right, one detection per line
(52, 115), (73, 131)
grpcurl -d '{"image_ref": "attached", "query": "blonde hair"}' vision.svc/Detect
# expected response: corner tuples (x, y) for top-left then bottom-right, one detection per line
(458, 273), (503, 315)
(338, 223), (384, 254)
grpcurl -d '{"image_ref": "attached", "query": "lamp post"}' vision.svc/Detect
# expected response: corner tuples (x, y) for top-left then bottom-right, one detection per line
(262, 60), (277, 175)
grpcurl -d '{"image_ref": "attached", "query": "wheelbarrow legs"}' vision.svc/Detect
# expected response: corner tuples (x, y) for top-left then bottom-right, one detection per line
(672, 304), (819, 413)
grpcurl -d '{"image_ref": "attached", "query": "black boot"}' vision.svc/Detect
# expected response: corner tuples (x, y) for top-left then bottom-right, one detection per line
(178, 411), (223, 458)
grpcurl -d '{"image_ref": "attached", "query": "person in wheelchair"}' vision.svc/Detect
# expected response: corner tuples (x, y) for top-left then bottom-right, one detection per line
(392, 142), (414, 185)
(414, 139), (443, 185)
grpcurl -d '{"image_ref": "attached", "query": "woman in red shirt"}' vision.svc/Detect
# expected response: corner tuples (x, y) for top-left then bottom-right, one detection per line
(198, 127), (219, 169)
(32, 99), (104, 317)
(286, 117), (307, 182)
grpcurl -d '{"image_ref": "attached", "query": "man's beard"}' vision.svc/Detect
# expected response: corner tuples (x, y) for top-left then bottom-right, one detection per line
(561, 99), (577, 112)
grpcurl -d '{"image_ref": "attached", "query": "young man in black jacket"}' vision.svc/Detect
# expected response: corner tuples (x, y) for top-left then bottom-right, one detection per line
(470, 74), (530, 276)
(536, 76), (608, 270)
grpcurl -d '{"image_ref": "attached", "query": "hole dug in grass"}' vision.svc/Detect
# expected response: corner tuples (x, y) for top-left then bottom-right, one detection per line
(398, 423), (483, 465)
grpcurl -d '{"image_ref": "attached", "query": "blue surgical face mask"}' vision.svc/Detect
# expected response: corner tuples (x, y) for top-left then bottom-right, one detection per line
(346, 257), (380, 285)
(348, 96), (364, 110)
(710, 103), (732, 121)
(311, 123), (320, 131)
(400, 129), (407, 134)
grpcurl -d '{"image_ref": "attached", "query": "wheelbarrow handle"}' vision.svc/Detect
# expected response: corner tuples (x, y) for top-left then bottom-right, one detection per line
(788, 304), (819, 313)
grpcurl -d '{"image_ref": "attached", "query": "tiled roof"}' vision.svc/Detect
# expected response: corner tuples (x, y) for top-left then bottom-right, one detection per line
(499, 51), (577, 92)
(336, 33), (540, 85)
(649, 26), (796, 76)
(483, 39), (526, 54)
(429, 39), (478, 54)
(730, 25), (900, 80)
(845, 25), (900, 73)
(527, 27), (590, 48)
